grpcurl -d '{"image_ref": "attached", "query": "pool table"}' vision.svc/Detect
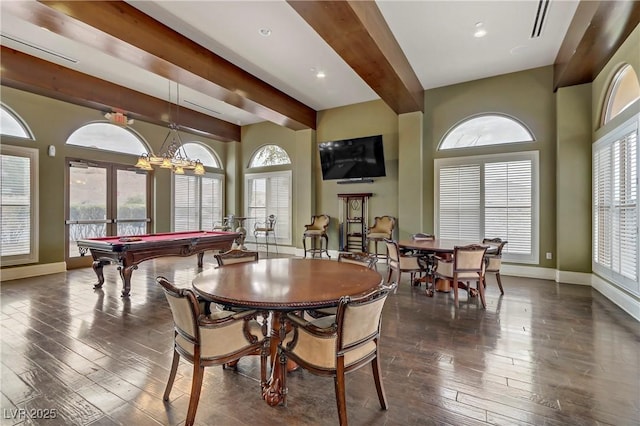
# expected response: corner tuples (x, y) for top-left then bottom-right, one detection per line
(77, 230), (240, 297)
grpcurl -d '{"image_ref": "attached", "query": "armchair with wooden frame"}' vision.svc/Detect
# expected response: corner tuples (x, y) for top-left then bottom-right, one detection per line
(156, 276), (267, 426)
(482, 238), (508, 295)
(433, 244), (488, 308)
(278, 282), (395, 426)
(384, 238), (426, 290)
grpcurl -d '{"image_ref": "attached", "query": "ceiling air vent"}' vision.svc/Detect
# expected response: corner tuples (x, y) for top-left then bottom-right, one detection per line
(1, 33), (78, 63)
(531, 0), (550, 38)
(184, 99), (222, 116)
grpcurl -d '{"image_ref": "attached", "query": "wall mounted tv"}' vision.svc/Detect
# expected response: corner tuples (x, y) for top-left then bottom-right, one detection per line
(318, 135), (386, 182)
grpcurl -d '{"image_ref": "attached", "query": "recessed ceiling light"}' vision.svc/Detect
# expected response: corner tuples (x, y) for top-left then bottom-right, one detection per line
(316, 71), (326, 79)
(259, 28), (271, 37)
(474, 22), (487, 38)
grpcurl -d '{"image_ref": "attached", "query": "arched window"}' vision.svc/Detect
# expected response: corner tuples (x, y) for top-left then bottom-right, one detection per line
(602, 64), (640, 125)
(182, 142), (221, 168)
(1, 104), (32, 139)
(248, 144), (291, 167)
(66, 122), (148, 156)
(439, 114), (534, 150)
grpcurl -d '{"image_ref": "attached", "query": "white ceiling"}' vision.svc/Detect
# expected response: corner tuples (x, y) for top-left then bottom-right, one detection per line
(0, 0), (579, 127)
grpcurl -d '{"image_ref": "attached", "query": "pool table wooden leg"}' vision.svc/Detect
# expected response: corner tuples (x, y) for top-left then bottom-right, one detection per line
(197, 252), (204, 268)
(117, 264), (138, 297)
(91, 260), (108, 289)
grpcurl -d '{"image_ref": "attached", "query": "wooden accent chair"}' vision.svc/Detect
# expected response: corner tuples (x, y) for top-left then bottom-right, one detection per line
(433, 244), (488, 308)
(384, 238), (425, 289)
(253, 214), (278, 255)
(365, 216), (396, 261)
(482, 238), (508, 294)
(303, 214), (331, 258)
(156, 277), (267, 426)
(307, 252), (378, 319)
(278, 283), (395, 426)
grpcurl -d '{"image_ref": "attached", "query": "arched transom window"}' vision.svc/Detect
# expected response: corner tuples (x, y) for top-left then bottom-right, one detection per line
(1, 104), (32, 139)
(249, 144), (291, 167)
(439, 114), (534, 150)
(66, 122), (148, 156)
(182, 142), (221, 168)
(602, 64), (640, 125)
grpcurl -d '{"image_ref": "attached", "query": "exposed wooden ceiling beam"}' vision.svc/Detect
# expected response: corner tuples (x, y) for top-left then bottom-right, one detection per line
(554, 1), (640, 91)
(1, 47), (240, 142)
(288, 0), (424, 115)
(4, 0), (316, 131)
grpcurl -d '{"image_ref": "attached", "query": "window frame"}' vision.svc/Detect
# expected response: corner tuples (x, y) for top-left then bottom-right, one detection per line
(602, 64), (640, 126)
(172, 171), (225, 232)
(592, 113), (639, 295)
(244, 170), (292, 245)
(434, 150), (540, 264)
(439, 113), (535, 151)
(1, 144), (39, 266)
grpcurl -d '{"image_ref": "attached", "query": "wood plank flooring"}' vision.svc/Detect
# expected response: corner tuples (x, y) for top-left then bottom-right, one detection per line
(1, 254), (639, 425)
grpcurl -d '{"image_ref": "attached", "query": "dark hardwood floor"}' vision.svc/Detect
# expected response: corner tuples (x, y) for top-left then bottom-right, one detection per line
(1, 254), (639, 425)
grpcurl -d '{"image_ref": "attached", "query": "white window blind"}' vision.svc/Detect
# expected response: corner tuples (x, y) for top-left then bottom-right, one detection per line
(245, 171), (291, 244)
(1, 145), (38, 265)
(593, 116), (639, 295)
(435, 151), (538, 264)
(438, 165), (480, 240)
(173, 173), (223, 231)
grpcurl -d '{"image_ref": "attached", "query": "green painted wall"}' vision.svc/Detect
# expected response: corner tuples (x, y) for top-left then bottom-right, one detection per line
(556, 83), (592, 272)
(423, 66), (557, 268)
(315, 100), (399, 251)
(0, 86), (230, 266)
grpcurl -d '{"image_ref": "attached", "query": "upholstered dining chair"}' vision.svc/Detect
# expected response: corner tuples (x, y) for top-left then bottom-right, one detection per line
(482, 238), (508, 294)
(303, 214), (331, 258)
(254, 215), (278, 255)
(307, 252), (378, 319)
(278, 282), (396, 426)
(433, 244), (488, 308)
(384, 238), (425, 289)
(365, 216), (396, 262)
(156, 276), (267, 426)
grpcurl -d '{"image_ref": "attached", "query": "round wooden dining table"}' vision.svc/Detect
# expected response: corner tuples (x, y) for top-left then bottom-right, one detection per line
(192, 257), (383, 406)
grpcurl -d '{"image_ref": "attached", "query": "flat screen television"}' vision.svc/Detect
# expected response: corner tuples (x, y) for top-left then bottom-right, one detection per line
(318, 135), (386, 181)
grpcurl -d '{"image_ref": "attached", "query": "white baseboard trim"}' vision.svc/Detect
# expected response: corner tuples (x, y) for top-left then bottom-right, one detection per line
(555, 270), (592, 286)
(591, 274), (640, 322)
(501, 264), (556, 280)
(1, 262), (67, 281)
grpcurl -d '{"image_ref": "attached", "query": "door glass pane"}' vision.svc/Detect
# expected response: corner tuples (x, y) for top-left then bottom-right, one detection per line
(68, 165), (107, 256)
(116, 169), (148, 236)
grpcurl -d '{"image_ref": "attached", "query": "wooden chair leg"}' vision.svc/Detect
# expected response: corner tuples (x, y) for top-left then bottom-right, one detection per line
(453, 274), (459, 307)
(496, 272), (504, 294)
(302, 236), (308, 258)
(371, 355), (388, 410)
(279, 348), (288, 407)
(163, 349), (180, 401)
(185, 363), (205, 426)
(477, 277), (487, 308)
(334, 361), (348, 426)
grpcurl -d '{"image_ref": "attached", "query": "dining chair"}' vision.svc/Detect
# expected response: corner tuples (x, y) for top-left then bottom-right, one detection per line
(433, 244), (488, 308)
(156, 276), (267, 426)
(303, 214), (331, 258)
(253, 214), (278, 255)
(384, 238), (426, 289)
(278, 282), (396, 426)
(214, 249), (260, 313)
(365, 216), (396, 262)
(307, 252), (378, 319)
(482, 238), (508, 294)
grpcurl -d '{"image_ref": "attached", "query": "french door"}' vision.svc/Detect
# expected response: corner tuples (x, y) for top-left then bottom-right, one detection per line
(65, 159), (151, 267)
